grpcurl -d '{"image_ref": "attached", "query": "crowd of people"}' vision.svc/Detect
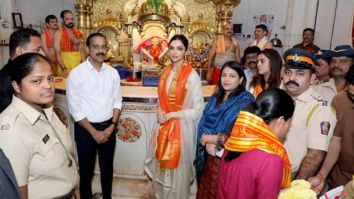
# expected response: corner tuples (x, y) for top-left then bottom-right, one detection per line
(0, 8), (353, 199)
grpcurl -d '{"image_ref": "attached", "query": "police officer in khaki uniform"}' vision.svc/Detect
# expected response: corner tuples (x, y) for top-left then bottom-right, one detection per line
(330, 45), (354, 91)
(0, 53), (78, 199)
(313, 50), (337, 103)
(282, 48), (337, 180)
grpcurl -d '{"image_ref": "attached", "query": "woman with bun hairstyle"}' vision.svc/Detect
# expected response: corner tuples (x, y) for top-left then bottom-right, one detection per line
(217, 88), (295, 199)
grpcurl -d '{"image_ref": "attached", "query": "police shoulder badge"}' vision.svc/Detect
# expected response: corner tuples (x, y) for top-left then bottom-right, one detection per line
(320, 121), (330, 135)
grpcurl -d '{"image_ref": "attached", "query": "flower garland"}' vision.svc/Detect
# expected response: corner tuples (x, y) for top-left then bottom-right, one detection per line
(189, 44), (210, 62)
(278, 180), (316, 199)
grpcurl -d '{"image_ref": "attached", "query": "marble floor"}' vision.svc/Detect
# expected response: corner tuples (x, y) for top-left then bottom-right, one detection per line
(91, 175), (153, 198)
(76, 174), (197, 199)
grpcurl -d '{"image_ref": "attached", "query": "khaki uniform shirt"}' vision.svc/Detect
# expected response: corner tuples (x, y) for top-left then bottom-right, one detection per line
(0, 96), (78, 199)
(313, 78), (337, 104)
(284, 87), (337, 172)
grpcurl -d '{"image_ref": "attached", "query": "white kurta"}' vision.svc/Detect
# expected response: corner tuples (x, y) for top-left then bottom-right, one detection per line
(145, 68), (204, 199)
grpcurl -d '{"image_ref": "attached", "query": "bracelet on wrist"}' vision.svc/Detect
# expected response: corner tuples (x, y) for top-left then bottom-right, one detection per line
(217, 133), (225, 146)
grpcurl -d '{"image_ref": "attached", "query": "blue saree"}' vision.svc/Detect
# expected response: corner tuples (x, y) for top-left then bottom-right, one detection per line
(195, 91), (254, 181)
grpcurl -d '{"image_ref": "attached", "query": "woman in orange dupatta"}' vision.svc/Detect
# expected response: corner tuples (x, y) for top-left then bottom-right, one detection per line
(217, 88), (295, 199)
(145, 35), (204, 199)
(248, 49), (282, 98)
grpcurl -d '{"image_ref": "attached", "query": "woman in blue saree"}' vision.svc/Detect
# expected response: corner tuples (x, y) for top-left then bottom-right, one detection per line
(196, 61), (255, 199)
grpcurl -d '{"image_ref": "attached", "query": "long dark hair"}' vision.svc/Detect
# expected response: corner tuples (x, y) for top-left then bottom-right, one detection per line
(251, 49), (282, 89)
(169, 34), (189, 50)
(215, 61), (246, 104)
(225, 88), (295, 161)
(0, 53), (50, 112)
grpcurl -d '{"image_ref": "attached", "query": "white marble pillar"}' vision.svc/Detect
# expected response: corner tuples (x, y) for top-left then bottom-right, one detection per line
(283, 0), (319, 50)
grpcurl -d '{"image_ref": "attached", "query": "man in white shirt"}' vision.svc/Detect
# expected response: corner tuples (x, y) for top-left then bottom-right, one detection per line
(249, 24), (272, 50)
(67, 32), (122, 199)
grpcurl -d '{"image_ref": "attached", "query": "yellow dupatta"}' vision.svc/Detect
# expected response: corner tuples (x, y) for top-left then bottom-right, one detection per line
(155, 62), (192, 169)
(225, 111), (291, 188)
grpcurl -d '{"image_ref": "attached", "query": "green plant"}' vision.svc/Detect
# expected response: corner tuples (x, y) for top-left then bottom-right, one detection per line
(148, 0), (164, 13)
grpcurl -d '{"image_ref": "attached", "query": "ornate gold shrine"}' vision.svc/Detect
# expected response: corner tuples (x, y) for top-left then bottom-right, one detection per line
(74, 0), (240, 69)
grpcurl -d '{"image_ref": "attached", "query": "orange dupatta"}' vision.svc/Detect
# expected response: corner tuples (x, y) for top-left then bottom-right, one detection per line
(44, 28), (54, 48)
(225, 111), (291, 188)
(155, 62), (192, 169)
(216, 35), (226, 53)
(252, 83), (263, 98)
(60, 26), (82, 51)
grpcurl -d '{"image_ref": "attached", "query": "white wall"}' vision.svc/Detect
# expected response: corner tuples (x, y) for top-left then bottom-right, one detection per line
(282, 0), (319, 50)
(330, 0), (354, 48)
(231, 0), (288, 53)
(18, 0), (75, 30)
(0, 0), (76, 66)
(231, 0), (354, 54)
(314, 0), (337, 49)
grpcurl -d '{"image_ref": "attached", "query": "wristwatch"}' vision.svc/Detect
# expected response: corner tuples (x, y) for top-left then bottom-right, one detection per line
(214, 145), (224, 158)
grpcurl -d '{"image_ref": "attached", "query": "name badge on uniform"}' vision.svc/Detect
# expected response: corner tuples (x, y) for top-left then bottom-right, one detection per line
(42, 134), (50, 143)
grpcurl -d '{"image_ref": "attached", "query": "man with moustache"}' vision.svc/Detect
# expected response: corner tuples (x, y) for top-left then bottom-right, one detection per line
(41, 15), (59, 75)
(293, 28), (321, 54)
(282, 48), (336, 180)
(206, 23), (241, 84)
(309, 66), (354, 194)
(330, 45), (354, 92)
(313, 50), (336, 103)
(243, 46), (261, 90)
(314, 50), (333, 83)
(0, 28), (45, 113)
(314, 45), (354, 103)
(67, 33), (122, 199)
(249, 24), (273, 50)
(54, 10), (84, 77)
